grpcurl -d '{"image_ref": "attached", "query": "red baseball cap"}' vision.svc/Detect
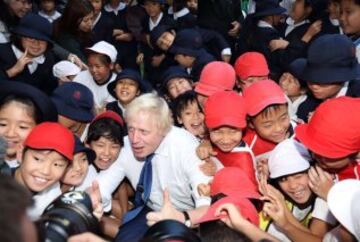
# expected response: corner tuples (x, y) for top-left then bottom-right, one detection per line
(24, 122), (75, 161)
(196, 195), (259, 226)
(195, 61), (235, 97)
(295, 97), (360, 159)
(210, 167), (260, 199)
(204, 91), (247, 129)
(234, 52), (269, 80)
(242, 80), (287, 116)
(91, 110), (124, 127)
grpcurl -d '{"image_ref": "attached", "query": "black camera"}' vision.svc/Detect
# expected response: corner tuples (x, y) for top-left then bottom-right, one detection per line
(37, 191), (99, 242)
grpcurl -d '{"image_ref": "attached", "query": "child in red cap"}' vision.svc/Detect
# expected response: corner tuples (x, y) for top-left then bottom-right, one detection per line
(194, 61), (236, 108)
(203, 91), (257, 186)
(242, 80), (294, 160)
(295, 97), (360, 197)
(234, 52), (269, 92)
(13, 122), (75, 220)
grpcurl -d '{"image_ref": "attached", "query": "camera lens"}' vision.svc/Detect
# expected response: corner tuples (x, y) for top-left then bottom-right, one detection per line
(38, 191), (99, 242)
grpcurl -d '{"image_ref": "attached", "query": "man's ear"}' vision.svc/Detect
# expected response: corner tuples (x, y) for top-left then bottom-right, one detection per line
(16, 144), (24, 163)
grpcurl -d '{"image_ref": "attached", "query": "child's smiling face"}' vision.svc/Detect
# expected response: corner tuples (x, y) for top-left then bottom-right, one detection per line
(340, 0), (360, 35)
(18, 149), (68, 192)
(210, 126), (243, 152)
(114, 78), (140, 106)
(177, 101), (205, 138)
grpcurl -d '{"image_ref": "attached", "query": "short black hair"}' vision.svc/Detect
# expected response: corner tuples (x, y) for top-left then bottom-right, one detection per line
(199, 220), (251, 242)
(172, 90), (202, 126)
(0, 94), (42, 124)
(86, 118), (125, 147)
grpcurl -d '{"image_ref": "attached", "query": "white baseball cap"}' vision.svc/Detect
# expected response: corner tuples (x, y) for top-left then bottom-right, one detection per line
(52, 60), (81, 78)
(327, 179), (360, 240)
(86, 41), (117, 63)
(268, 139), (311, 179)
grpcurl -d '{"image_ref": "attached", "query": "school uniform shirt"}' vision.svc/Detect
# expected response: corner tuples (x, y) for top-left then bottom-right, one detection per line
(0, 43), (58, 95)
(73, 70), (116, 109)
(248, 21), (307, 79)
(214, 142), (257, 186)
(173, 8), (197, 30)
(38, 10), (61, 23)
(27, 182), (62, 221)
(286, 94), (308, 123)
(92, 11), (115, 44)
(260, 199), (314, 242)
(104, 2), (127, 16)
(243, 122), (296, 160)
(95, 126), (211, 212)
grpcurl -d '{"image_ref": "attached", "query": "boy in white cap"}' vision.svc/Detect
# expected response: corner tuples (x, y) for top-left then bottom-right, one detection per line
(52, 60), (81, 85)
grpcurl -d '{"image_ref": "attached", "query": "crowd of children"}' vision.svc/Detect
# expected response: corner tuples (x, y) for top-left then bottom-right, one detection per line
(1, 0), (360, 241)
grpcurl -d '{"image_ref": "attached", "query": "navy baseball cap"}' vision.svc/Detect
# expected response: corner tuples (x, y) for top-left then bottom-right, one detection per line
(169, 29), (203, 57)
(73, 136), (96, 163)
(0, 80), (58, 122)
(300, 34), (360, 84)
(162, 65), (193, 89)
(107, 69), (151, 99)
(51, 82), (95, 122)
(12, 13), (53, 43)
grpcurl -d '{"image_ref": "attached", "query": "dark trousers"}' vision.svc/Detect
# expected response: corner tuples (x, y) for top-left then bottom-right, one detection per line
(114, 206), (152, 242)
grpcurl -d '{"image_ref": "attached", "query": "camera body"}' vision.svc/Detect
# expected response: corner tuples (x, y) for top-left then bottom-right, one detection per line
(37, 191), (99, 242)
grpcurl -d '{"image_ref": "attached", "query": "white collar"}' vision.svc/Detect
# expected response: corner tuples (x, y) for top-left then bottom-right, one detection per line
(285, 17), (309, 37)
(92, 11), (102, 28)
(11, 44), (45, 74)
(173, 8), (190, 20)
(104, 2), (126, 15)
(149, 12), (163, 31)
(117, 101), (126, 113)
(168, 6), (174, 15)
(257, 20), (274, 29)
(336, 81), (349, 98)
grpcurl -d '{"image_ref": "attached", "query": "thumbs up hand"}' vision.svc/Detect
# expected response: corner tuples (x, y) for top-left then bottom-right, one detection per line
(146, 188), (184, 226)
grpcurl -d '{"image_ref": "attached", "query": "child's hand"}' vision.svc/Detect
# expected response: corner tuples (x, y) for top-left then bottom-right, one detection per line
(87, 181), (104, 220)
(302, 20), (322, 43)
(68, 54), (88, 70)
(199, 158), (217, 176)
(7, 48), (33, 77)
(197, 183), (211, 196)
(308, 165), (334, 201)
(269, 39), (289, 52)
(136, 53), (144, 64)
(196, 139), (217, 160)
(214, 203), (249, 230)
(113, 29), (124, 36)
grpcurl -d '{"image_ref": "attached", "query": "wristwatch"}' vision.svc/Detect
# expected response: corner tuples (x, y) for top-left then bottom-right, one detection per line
(183, 211), (192, 227)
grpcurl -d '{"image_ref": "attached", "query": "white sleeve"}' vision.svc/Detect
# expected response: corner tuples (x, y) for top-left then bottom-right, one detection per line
(312, 197), (337, 225)
(95, 151), (127, 212)
(182, 136), (211, 207)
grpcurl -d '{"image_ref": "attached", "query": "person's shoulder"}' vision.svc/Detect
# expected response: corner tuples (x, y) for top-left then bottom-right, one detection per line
(73, 70), (93, 84)
(166, 126), (198, 145)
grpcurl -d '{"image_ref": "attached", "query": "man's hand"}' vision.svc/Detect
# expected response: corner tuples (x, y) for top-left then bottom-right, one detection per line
(146, 189), (183, 226)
